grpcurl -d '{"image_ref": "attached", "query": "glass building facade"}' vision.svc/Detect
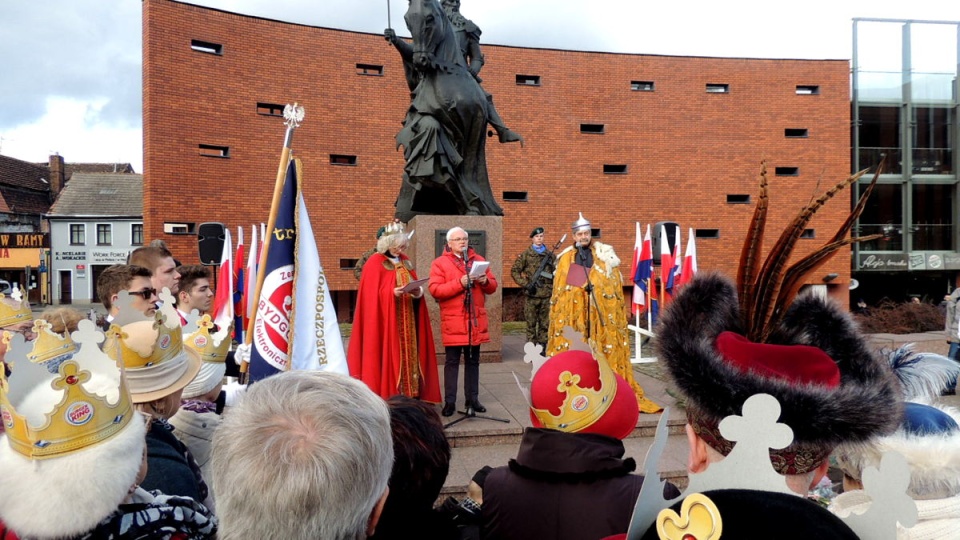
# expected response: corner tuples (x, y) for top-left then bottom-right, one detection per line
(852, 19), (959, 299)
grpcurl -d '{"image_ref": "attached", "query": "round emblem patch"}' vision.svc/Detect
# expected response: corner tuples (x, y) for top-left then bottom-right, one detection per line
(194, 335), (208, 349)
(1, 407), (13, 429)
(158, 334), (172, 350)
(65, 401), (94, 426)
(571, 394), (589, 412)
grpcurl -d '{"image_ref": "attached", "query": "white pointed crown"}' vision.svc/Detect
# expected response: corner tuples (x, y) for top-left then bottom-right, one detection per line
(0, 319), (133, 460)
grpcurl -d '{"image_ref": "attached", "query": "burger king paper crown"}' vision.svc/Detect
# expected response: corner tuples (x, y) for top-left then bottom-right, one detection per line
(0, 319), (133, 460)
(517, 328), (638, 440)
(103, 288), (184, 369)
(183, 312), (232, 364)
(0, 287), (32, 327)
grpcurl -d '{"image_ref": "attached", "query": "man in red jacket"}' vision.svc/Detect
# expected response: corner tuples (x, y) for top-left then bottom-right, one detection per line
(429, 227), (498, 417)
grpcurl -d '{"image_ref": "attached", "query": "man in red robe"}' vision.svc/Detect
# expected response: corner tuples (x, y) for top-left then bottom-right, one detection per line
(348, 224), (441, 402)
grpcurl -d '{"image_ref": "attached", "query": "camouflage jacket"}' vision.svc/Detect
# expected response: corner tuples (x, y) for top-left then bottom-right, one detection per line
(511, 246), (555, 298)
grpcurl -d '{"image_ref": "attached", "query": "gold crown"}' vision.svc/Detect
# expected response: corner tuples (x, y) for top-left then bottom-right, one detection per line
(26, 319), (78, 367)
(0, 320), (133, 460)
(383, 221), (405, 237)
(0, 287), (32, 327)
(102, 289), (185, 370)
(530, 346), (619, 432)
(183, 313), (232, 364)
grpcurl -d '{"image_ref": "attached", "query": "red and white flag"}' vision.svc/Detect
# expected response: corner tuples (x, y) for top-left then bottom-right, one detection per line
(212, 228), (233, 330)
(659, 224), (675, 304)
(676, 228), (698, 289)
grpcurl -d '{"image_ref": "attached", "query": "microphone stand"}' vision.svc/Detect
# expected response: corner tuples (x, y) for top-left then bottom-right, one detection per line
(577, 244), (605, 340)
(445, 247), (510, 429)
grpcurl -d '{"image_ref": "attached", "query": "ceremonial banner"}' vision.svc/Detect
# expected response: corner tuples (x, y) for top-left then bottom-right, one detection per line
(248, 162), (297, 382)
(290, 160), (347, 373)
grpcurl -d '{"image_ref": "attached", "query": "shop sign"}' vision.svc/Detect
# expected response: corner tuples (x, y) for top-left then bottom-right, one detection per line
(943, 253), (960, 270)
(55, 251), (86, 261)
(0, 233), (48, 248)
(857, 253), (909, 271)
(91, 250), (129, 264)
(77, 264), (86, 278)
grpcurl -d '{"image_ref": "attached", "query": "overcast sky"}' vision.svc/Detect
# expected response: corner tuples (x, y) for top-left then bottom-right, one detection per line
(1, 0), (958, 172)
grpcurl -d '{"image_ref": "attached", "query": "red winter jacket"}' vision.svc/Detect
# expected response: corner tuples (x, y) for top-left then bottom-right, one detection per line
(429, 248), (498, 346)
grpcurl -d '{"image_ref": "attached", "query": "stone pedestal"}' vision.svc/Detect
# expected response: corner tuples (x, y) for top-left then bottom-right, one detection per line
(408, 215), (502, 362)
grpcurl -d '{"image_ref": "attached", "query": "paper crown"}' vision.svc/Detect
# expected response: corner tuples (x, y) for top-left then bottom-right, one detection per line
(571, 212), (591, 232)
(0, 319), (133, 460)
(521, 329), (638, 439)
(183, 313), (232, 364)
(25, 319), (79, 371)
(0, 287), (32, 327)
(103, 289), (185, 370)
(102, 289), (201, 403)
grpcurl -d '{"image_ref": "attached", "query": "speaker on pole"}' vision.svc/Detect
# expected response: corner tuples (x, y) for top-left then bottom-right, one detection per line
(652, 221), (679, 266)
(197, 222), (226, 265)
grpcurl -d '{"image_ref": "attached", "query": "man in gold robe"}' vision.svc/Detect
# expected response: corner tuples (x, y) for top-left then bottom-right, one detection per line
(547, 213), (661, 414)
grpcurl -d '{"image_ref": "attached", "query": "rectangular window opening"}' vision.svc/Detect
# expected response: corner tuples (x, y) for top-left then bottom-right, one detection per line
(256, 102), (284, 116)
(340, 258), (359, 270)
(503, 191), (528, 202)
(516, 74), (541, 86)
(785, 128), (809, 138)
(198, 144), (229, 158)
(706, 83), (729, 93)
(580, 123), (605, 134)
(801, 229), (815, 239)
(775, 167), (799, 176)
(356, 63), (384, 76)
(726, 194), (751, 204)
(163, 222), (196, 235)
(131, 223), (144, 246)
(190, 39), (223, 55)
(591, 228), (601, 238)
(796, 85), (820, 95)
(695, 229), (720, 239)
(96, 224), (112, 246)
(69, 224), (85, 246)
(603, 164), (628, 174)
(330, 154), (358, 166)
(631, 80), (655, 92)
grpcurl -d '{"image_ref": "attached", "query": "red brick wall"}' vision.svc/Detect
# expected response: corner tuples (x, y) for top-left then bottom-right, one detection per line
(143, 0), (853, 302)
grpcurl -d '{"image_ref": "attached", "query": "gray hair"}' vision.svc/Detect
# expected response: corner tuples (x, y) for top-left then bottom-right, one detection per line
(376, 232), (408, 255)
(211, 372), (393, 540)
(445, 227), (467, 242)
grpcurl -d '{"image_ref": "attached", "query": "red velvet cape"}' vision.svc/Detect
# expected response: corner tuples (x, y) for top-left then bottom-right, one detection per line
(348, 253), (441, 402)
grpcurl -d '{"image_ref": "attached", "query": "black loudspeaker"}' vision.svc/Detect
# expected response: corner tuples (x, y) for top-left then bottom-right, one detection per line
(652, 221), (679, 266)
(197, 222), (226, 265)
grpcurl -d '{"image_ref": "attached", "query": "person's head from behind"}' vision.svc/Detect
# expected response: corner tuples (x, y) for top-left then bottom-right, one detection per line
(212, 371), (394, 540)
(96, 264), (156, 317)
(175, 265), (213, 314)
(378, 396), (450, 524)
(129, 245), (180, 295)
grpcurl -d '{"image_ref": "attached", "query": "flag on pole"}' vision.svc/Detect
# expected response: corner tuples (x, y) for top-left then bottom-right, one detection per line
(240, 224), (258, 343)
(290, 162), (347, 373)
(248, 159), (347, 382)
(233, 226), (245, 341)
(212, 228), (233, 331)
(659, 224), (675, 305)
(632, 224), (653, 312)
(669, 225), (682, 295)
(677, 228), (698, 289)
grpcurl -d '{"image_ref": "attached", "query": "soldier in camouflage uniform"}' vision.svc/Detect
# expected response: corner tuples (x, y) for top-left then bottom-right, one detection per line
(511, 227), (555, 349)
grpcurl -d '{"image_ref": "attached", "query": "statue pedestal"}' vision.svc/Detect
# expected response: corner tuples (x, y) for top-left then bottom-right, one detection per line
(408, 215), (502, 362)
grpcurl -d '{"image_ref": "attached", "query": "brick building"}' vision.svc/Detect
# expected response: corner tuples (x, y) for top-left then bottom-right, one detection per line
(143, 0), (854, 319)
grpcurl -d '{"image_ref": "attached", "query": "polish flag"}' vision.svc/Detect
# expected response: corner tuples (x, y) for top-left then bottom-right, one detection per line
(659, 224), (675, 304)
(676, 228), (698, 289)
(212, 228), (233, 330)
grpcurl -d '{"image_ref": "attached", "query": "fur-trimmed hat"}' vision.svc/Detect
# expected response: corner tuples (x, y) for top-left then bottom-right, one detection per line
(658, 273), (900, 474)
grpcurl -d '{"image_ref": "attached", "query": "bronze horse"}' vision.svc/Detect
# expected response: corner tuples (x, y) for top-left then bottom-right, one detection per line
(393, 0), (504, 218)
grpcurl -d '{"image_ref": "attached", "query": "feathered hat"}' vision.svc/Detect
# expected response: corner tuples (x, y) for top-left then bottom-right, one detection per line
(0, 319), (148, 538)
(835, 346), (960, 500)
(657, 161), (900, 474)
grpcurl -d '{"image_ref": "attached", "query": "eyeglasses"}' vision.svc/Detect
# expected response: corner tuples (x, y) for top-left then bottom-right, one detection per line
(449, 237), (468, 242)
(128, 287), (157, 300)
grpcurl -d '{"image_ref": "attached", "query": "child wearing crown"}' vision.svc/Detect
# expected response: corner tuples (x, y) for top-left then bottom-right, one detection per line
(0, 319), (216, 539)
